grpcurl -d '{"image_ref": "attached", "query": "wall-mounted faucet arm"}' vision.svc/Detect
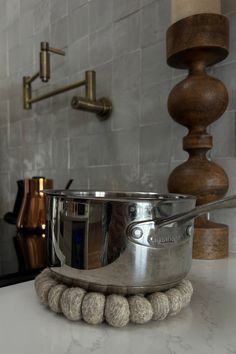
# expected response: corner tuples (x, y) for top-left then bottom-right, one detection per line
(71, 71), (112, 120)
(28, 79), (86, 105)
(86, 70), (96, 101)
(23, 42), (113, 120)
(71, 96), (112, 120)
(25, 72), (40, 85)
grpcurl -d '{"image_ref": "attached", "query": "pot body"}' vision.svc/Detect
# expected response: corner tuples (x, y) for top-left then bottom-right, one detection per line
(45, 191), (196, 293)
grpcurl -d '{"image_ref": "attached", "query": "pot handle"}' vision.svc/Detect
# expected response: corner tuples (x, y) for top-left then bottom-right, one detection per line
(51, 217), (65, 265)
(126, 194), (236, 238)
(48, 195), (65, 265)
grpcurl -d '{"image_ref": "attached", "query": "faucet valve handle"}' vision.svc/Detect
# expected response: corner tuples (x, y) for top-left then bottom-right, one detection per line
(40, 41), (65, 56)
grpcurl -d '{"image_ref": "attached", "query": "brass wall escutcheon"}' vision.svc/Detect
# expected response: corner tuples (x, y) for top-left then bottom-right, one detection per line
(23, 42), (112, 120)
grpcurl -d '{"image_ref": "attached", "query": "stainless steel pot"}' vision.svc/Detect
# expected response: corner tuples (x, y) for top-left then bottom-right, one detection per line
(44, 190), (236, 294)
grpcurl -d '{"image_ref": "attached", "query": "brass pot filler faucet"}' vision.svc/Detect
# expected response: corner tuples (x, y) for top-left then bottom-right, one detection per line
(23, 42), (112, 120)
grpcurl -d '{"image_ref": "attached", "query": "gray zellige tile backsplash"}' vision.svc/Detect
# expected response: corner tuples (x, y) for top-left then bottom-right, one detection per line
(113, 0), (140, 21)
(113, 11), (140, 58)
(1, 0), (236, 251)
(89, 24), (113, 67)
(89, 0), (112, 33)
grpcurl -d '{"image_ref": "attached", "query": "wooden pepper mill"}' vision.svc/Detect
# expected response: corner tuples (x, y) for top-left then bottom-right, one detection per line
(166, 14), (230, 259)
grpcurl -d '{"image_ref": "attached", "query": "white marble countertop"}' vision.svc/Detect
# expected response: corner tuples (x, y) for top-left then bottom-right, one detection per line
(0, 254), (236, 354)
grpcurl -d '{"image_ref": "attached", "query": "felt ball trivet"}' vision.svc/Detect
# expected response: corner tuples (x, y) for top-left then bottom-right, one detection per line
(34, 268), (193, 328)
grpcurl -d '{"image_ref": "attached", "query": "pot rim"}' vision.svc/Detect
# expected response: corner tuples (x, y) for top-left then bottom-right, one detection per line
(43, 189), (196, 203)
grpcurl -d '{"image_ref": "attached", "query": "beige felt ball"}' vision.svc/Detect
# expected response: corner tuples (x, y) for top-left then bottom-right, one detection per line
(128, 295), (153, 324)
(165, 288), (182, 316)
(34, 269), (49, 282)
(147, 292), (170, 320)
(82, 292), (106, 325)
(39, 268), (52, 278)
(34, 269), (53, 291)
(60, 287), (86, 321)
(36, 278), (58, 306)
(35, 276), (47, 291)
(105, 295), (130, 327)
(34, 270), (193, 327)
(48, 284), (68, 313)
(176, 280), (193, 307)
(35, 275), (54, 293)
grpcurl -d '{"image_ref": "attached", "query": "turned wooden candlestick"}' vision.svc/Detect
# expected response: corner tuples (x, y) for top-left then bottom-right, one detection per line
(166, 14), (229, 259)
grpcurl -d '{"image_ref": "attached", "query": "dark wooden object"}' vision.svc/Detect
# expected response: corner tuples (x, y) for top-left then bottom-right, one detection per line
(166, 14), (230, 259)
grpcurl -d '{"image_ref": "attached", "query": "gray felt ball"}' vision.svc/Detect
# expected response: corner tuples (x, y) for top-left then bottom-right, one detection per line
(105, 295), (130, 327)
(60, 287), (86, 321)
(176, 280), (193, 307)
(82, 292), (106, 325)
(48, 284), (68, 313)
(128, 296), (153, 324)
(165, 288), (182, 316)
(147, 292), (170, 320)
(36, 278), (58, 306)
